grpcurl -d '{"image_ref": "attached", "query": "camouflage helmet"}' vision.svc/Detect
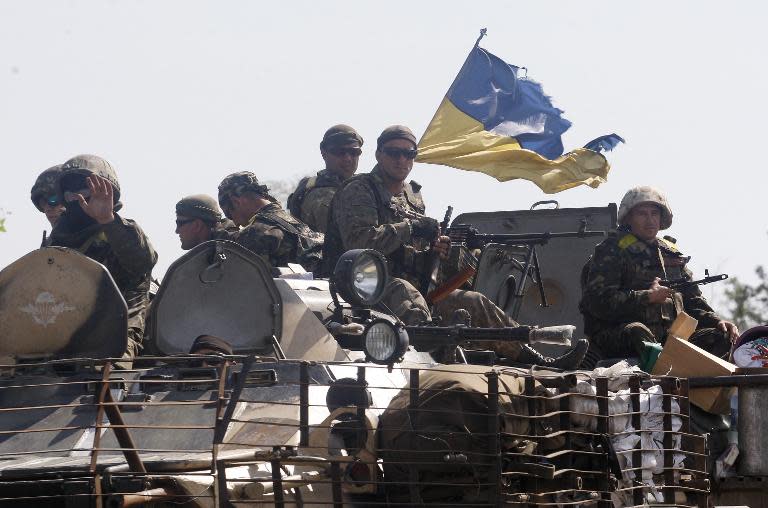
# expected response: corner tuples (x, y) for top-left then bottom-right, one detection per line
(30, 165), (63, 211)
(217, 171), (271, 205)
(60, 154), (121, 203)
(617, 186), (673, 230)
(176, 194), (222, 224)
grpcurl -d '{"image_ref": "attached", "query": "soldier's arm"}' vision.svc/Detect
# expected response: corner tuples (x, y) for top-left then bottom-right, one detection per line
(101, 217), (157, 276)
(233, 224), (282, 266)
(333, 181), (411, 255)
(680, 267), (722, 328)
(581, 241), (653, 321)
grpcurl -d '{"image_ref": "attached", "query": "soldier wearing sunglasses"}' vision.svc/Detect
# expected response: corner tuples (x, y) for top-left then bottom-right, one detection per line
(30, 165), (66, 235)
(322, 126), (587, 368)
(174, 194), (235, 250)
(287, 124), (364, 233)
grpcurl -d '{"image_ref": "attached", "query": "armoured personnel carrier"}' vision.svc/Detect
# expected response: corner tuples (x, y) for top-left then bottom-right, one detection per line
(0, 222), (710, 506)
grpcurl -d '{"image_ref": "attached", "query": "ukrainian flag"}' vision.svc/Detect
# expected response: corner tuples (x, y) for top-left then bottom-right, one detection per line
(417, 45), (620, 193)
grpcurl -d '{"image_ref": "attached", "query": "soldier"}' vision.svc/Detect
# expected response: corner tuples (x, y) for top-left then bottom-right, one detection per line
(287, 124), (364, 233)
(217, 171), (324, 272)
(49, 154), (157, 368)
(30, 165), (66, 232)
(324, 125), (587, 368)
(580, 186), (737, 360)
(175, 194), (235, 250)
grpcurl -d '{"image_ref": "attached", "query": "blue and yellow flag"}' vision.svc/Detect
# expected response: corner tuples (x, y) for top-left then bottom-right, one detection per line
(417, 42), (622, 193)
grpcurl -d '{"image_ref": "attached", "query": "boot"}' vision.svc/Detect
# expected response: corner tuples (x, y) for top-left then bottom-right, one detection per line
(516, 339), (589, 370)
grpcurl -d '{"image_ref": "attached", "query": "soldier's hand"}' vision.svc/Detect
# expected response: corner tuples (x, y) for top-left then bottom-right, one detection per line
(433, 235), (450, 259)
(717, 320), (739, 342)
(648, 277), (674, 304)
(77, 175), (115, 225)
(411, 217), (440, 242)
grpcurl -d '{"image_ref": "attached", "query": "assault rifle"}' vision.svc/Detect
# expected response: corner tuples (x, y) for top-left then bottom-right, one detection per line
(660, 270), (728, 291)
(419, 206), (453, 301)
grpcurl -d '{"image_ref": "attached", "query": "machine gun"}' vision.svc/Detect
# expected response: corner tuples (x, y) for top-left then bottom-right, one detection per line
(660, 270), (728, 291)
(405, 324), (575, 353)
(441, 222), (606, 319)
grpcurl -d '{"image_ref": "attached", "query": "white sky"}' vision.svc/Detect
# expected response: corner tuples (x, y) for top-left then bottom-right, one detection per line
(2, 1), (767, 314)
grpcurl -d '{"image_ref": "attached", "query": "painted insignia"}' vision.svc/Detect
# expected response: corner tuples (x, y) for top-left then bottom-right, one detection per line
(20, 292), (75, 327)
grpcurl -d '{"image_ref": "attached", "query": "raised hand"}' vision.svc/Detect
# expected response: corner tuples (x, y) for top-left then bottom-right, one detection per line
(77, 175), (115, 225)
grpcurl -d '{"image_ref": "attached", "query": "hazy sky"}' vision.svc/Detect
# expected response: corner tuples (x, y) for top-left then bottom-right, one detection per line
(2, 1), (766, 313)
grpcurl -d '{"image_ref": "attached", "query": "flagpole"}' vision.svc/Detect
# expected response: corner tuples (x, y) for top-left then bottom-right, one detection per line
(417, 28), (488, 147)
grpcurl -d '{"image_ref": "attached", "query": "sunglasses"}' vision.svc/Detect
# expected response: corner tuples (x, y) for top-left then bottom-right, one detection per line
(42, 195), (61, 207)
(381, 147), (418, 160)
(176, 218), (196, 228)
(327, 147), (362, 158)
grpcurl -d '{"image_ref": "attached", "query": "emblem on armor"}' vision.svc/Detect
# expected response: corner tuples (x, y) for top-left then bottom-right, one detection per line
(20, 292), (75, 327)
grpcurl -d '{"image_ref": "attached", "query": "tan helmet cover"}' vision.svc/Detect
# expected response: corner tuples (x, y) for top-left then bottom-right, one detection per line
(617, 186), (673, 230)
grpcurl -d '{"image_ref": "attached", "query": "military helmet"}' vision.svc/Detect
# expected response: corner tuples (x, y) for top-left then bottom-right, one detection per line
(377, 125), (417, 149)
(60, 154), (121, 203)
(617, 186), (673, 230)
(217, 171), (271, 204)
(320, 124), (363, 150)
(30, 165), (63, 211)
(176, 194), (222, 224)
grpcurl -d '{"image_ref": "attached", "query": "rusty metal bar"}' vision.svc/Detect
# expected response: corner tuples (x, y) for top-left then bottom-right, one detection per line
(102, 388), (146, 474)
(89, 363), (113, 473)
(215, 459), (230, 507)
(524, 375), (538, 505)
(486, 371), (501, 507)
(407, 368), (422, 505)
(331, 461), (343, 508)
(357, 365), (367, 420)
(271, 458), (285, 508)
(595, 376), (612, 508)
(661, 377), (675, 504)
(628, 375), (643, 506)
(300, 361), (309, 447)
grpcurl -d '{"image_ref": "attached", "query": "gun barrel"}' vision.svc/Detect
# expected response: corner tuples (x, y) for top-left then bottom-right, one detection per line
(405, 325), (535, 352)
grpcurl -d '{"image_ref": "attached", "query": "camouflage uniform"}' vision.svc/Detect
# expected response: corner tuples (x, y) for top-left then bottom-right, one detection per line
(287, 125), (364, 233)
(323, 164), (519, 332)
(581, 186), (729, 358)
(287, 169), (345, 233)
(218, 172), (324, 272)
(49, 155), (157, 367)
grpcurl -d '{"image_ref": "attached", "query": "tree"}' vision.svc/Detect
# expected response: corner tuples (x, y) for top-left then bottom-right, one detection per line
(724, 266), (768, 331)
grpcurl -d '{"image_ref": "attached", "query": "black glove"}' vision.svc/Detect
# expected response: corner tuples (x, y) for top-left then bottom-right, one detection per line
(410, 217), (440, 241)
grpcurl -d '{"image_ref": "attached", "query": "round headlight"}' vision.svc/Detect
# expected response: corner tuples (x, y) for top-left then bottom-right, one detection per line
(333, 249), (388, 307)
(363, 320), (408, 364)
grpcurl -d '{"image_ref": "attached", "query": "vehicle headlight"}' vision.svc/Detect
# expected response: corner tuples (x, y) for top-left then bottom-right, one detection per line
(363, 319), (408, 364)
(333, 249), (388, 307)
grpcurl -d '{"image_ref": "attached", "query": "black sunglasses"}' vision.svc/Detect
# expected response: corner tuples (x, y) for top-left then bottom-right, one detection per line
(327, 147), (362, 158)
(381, 147), (418, 160)
(176, 218), (196, 228)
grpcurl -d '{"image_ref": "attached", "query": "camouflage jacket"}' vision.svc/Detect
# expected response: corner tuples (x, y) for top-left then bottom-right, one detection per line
(229, 202), (324, 272)
(49, 213), (158, 340)
(286, 169), (345, 233)
(321, 164), (427, 284)
(580, 231), (720, 337)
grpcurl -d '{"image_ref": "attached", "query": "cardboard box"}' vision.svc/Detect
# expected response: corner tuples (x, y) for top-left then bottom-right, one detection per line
(652, 336), (736, 414)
